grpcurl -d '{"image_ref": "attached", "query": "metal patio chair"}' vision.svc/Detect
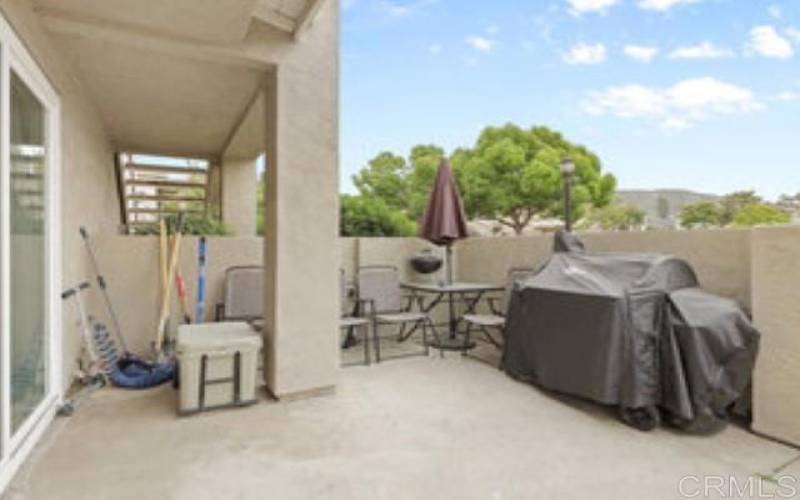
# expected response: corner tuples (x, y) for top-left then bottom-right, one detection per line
(462, 267), (537, 357)
(340, 269), (370, 366)
(357, 266), (442, 363)
(216, 266), (263, 327)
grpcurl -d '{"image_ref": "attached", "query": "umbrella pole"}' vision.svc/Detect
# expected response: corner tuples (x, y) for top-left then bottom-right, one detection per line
(446, 245), (453, 285)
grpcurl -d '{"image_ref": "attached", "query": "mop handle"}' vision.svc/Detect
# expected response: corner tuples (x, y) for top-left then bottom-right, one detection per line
(80, 227), (128, 353)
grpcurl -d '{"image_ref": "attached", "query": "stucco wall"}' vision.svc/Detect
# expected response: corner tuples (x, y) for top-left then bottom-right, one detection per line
(259, 0), (341, 398)
(0, 0), (119, 391)
(751, 227), (800, 446)
(456, 229), (753, 309)
(92, 236), (263, 354)
(349, 231), (752, 311)
(221, 156), (258, 237)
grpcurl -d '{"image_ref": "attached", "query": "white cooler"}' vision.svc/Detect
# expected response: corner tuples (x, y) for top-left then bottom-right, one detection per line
(176, 322), (262, 415)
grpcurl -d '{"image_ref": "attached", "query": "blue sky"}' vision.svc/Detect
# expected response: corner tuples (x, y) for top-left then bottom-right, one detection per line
(340, 0), (800, 200)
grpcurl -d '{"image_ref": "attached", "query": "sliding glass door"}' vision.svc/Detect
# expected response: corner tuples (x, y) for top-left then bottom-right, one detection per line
(0, 11), (61, 490)
(9, 71), (48, 434)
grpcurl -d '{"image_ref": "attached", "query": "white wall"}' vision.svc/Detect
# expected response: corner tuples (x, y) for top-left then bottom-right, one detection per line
(0, 0), (119, 391)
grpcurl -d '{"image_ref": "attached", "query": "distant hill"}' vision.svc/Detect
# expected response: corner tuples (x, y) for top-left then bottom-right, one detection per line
(617, 189), (719, 228)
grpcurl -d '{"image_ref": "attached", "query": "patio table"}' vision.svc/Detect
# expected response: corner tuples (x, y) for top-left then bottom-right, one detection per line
(401, 282), (503, 351)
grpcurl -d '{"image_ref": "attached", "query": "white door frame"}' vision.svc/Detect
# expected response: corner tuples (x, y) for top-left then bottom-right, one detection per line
(0, 9), (62, 493)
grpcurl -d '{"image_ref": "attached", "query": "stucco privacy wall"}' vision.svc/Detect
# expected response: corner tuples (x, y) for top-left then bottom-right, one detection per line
(0, 0), (118, 391)
(91, 236), (263, 355)
(751, 227), (800, 447)
(456, 229), (753, 310)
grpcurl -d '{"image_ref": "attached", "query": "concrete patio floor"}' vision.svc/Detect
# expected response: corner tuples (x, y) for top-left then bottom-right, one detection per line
(5, 355), (799, 500)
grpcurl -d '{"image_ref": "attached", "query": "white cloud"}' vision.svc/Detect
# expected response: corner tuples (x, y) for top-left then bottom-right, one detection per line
(768, 5), (782, 20)
(465, 36), (496, 53)
(637, 0), (701, 12)
(777, 91), (800, 101)
(563, 43), (607, 65)
(661, 117), (691, 130)
(624, 45), (659, 62)
(583, 77), (764, 129)
(378, 0), (439, 18)
(669, 42), (734, 60)
(428, 44), (442, 55)
(787, 28), (800, 44)
(746, 25), (794, 59)
(566, 0), (620, 15)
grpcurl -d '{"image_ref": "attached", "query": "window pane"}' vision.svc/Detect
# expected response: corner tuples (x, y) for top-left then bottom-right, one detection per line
(10, 71), (47, 433)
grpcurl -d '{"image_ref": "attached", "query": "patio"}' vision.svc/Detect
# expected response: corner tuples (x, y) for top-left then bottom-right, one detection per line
(0, 0), (798, 496)
(6, 355), (798, 500)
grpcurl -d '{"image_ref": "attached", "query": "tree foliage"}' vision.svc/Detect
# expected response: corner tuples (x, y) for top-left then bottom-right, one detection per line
(346, 124), (616, 236)
(732, 203), (791, 227)
(581, 203), (646, 231)
(340, 195), (417, 237)
(679, 202), (724, 228)
(452, 125), (616, 234)
(720, 191), (762, 225)
(352, 152), (409, 211)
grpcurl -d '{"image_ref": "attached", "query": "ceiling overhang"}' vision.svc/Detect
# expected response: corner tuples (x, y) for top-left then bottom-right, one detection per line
(29, 0), (325, 158)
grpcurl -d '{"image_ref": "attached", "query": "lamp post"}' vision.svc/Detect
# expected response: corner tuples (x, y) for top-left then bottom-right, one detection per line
(560, 156), (576, 232)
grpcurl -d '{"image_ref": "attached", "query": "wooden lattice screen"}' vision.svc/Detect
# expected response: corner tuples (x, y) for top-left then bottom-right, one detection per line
(116, 153), (212, 233)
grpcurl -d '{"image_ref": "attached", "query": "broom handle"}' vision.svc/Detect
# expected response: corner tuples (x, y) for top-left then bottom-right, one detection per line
(155, 231), (182, 352)
(159, 220), (168, 296)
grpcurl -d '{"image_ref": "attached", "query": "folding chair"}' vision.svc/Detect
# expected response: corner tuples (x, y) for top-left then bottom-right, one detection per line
(463, 267), (537, 360)
(216, 266), (263, 325)
(357, 266), (441, 362)
(340, 269), (370, 366)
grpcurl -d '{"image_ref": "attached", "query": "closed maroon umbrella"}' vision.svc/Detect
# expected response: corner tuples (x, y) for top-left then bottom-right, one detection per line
(419, 159), (469, 284)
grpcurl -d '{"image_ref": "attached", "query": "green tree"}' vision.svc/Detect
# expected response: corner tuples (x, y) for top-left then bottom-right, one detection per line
(679, 202), (724, 228)
(720, 191), (762, 225)
(732, 203), (791, 227)
(352, 152), (409, 211)
(452, 124), (616, 234)
(581, 203), (646, 231)
(340, 195), (417, 237)
(407, 145), (445, 219)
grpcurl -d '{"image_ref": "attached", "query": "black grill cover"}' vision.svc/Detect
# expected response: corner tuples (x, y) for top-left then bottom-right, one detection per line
(503, 232), (760, 433)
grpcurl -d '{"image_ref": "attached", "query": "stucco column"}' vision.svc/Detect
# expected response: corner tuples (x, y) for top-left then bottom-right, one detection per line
(751, 227), (800, 447)
(262, 62), (339, 399)
(221, 155), (258, 236)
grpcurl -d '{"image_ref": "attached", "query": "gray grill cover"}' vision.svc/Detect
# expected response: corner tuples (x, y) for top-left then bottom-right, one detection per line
(503, 233), (759, 433)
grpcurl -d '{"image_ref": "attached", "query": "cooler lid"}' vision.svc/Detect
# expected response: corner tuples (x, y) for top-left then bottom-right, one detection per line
(177, 322), (262, 353)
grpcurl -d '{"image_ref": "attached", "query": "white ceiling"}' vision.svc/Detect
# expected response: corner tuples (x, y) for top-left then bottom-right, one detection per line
(50, 30), (267, 157)
(32, 0), (324, 158)
(32, 0), (261, 43)
(259, 0), (310, 20)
